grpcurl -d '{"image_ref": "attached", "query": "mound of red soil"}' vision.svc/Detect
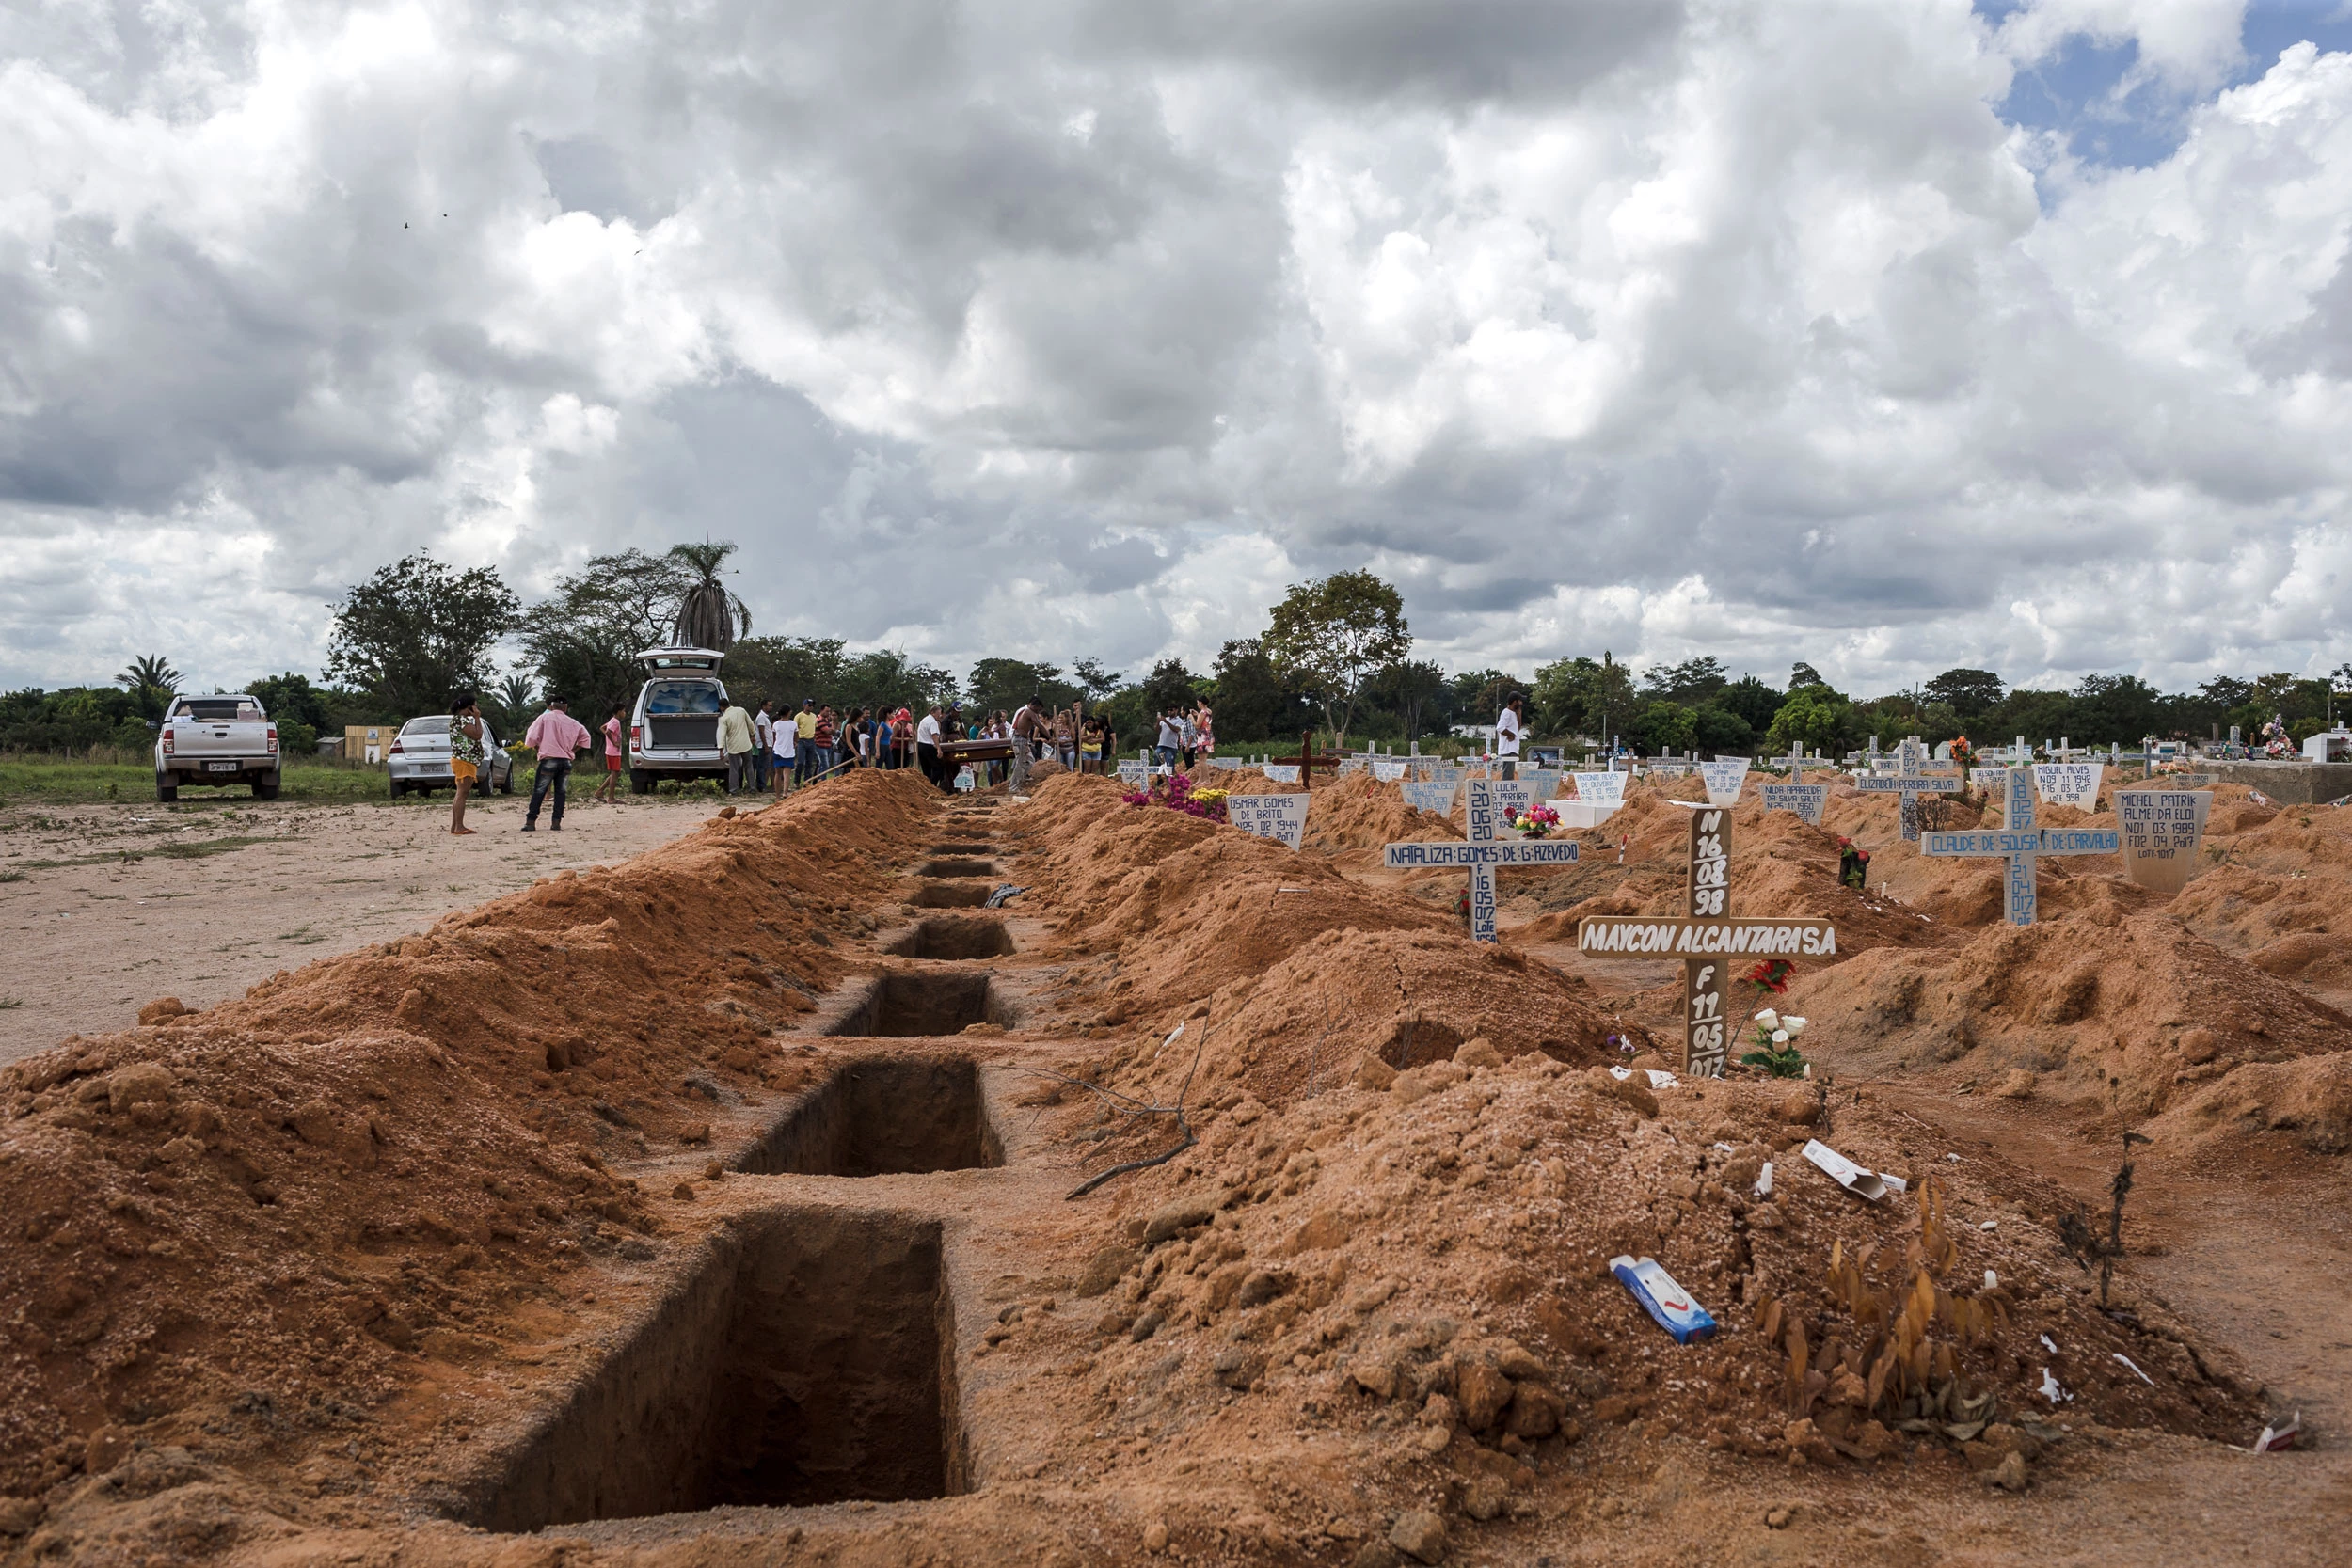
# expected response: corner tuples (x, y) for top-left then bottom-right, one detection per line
(0, 771), (937, 1496)
(1791, 911), (2352, 1117)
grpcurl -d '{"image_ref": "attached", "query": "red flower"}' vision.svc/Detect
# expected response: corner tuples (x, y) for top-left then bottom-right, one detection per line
(1741, 958), (1795, 994)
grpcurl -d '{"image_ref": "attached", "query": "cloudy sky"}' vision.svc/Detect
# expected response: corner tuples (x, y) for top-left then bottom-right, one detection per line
(6, 0), (2352, 700)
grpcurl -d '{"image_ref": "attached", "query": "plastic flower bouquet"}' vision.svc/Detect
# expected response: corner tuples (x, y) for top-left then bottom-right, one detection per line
(1740, 1008), (1809, 1076)
(1510, 802), (1562, 838)
(1122, 771), (1230, 823)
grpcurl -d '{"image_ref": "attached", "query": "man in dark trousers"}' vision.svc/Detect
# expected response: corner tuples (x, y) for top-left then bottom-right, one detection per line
(521, 697), (593, 831)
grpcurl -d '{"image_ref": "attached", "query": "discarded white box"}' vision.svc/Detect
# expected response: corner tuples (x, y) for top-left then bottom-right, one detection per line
(1802, 1139), (1908, 1203)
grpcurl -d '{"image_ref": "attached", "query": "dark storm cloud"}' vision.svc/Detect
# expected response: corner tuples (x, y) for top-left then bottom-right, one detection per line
(1, 1), (2350, 697)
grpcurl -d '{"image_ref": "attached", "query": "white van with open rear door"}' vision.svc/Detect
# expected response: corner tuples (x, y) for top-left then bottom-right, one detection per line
(627, 647), (730, 793)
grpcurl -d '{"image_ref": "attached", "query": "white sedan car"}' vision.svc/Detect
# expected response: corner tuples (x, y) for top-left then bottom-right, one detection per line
(388, 716), (515, 798)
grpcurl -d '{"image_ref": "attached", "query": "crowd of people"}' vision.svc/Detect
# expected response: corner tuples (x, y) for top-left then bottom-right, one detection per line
(709, 694), (1216, 796)
(437, 686), (1230, 835)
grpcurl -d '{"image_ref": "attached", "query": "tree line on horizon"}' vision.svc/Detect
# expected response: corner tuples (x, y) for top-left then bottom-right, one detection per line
(3, 547), (2348, 759)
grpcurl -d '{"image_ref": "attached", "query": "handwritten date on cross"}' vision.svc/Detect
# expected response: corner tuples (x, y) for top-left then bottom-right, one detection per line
(1575, 806), (1837, 1077)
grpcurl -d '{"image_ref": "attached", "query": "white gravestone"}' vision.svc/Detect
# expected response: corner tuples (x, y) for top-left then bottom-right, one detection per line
(1921, 768), (2121, 925)
(2032, 763), (2103, 809)
(1382, 778), (1580, 943)
(1117, 760), (1148, 787)
(1852, 736), (1962, 842)
(1522, 768), (1563, 801)
(1262, 765), (1300, 784)
(1573, 771), (1628, 807)
(1699, 758), (1752, 807)
(1228, 792), (1311, 849)
(1758, 744), (1827, 826)
(1487, 780), (1534, 826)
(2113, 788), (2213, 895)
(1371, 757), (1408, 782)
(1401, 779), (1460, 816)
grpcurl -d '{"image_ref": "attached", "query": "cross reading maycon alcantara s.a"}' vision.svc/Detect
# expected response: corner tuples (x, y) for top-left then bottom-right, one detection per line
(1382, 777), (1580, 943)
(1920, 767), (2119, 925)
(1574, 806), (1836, 1077)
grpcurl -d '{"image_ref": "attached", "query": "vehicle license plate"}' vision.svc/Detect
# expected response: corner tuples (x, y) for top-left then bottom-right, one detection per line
(207, 761), (238, 772)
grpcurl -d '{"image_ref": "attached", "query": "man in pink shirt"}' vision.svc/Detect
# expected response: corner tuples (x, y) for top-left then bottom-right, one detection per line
(520, 697), (593, 832)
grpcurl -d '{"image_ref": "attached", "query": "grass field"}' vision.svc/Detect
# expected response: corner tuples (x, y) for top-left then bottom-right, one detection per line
(0, 755), (393, 807)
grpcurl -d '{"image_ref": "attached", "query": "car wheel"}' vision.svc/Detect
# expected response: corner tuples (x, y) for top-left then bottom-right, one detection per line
(156, 772), (178, 803)
(497, 766), (516, 795)
(255, 777), (280, 800)
(630, 769), (655, 795)
(389, 778), (407, 799)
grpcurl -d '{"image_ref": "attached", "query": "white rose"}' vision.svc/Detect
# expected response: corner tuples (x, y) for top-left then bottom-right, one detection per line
(1772, 1030), (1789, 1044)
(1754, 1009), (1780, 1030)
(1784, 1017), (1807, 1036)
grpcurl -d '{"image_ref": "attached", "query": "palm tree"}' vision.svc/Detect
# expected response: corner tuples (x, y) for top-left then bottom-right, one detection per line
(497, 671), (535, 717)
(118, 654), (181, 694)
(669, 542), (751, 652)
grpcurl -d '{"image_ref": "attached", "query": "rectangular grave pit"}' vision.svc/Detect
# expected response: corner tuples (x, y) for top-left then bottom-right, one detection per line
(916, 857), (997, 879)
(740, 1055), (1003, 1177)
(908, 879), (994, 909)
(881, 917), (1016, 960)
(457, 1207), (962, 1532)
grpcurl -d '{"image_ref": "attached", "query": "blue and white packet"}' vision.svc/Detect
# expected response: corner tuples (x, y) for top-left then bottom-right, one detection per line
(1611, 1255), (1717, 1344)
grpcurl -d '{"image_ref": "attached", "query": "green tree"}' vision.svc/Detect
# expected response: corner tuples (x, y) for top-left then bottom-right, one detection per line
(247, 673), (331, 732)
(1641, 656), (1727, 705)
(1765, 684), (1850, 754)
(1789, 661), (1828, 690)
(1690, 704), (1755, 754)
(327, 553), (521, 718)
(116, 654), (181, 720)
(967, 658), (1078, 720)
(1209, 639), (1308, 742)
(1072, 657), (1124, 705)
(1925, 667), (2005, 721)
(1261, 571), (1412, 744)
(1140, 657), (1204, 721)
(1532, 653), (1635, 741)
(670, 542), (751, 651)
(1630, 699), (1697, 754)
(1379, 659), (1450, 743)
(724, 637), (848, 716)
(1717, 674), (1784, 733)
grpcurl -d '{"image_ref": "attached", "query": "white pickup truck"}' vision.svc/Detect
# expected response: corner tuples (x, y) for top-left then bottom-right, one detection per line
(154, 694), (280, 801)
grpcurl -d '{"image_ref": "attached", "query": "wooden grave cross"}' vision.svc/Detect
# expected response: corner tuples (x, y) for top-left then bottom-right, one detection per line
(1281, 730), (1349, 792)
(1921, 768), (2120, 926)
(1851, 735), (1962, 842)
(1382, 778), (1580, 943)
(1576, 805), (1837, 1077)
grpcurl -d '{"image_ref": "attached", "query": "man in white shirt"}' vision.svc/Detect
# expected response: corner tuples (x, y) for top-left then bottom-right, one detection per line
(1495, 695), (1525, 781)
(1156, 710), (1184, 770)
(771, 699), (796, 796)
(915, 706), (946, 789)
(752, 703), (774, 792)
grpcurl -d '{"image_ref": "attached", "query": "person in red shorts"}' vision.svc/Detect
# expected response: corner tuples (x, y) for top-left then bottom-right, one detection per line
(594, 704), (626, 803)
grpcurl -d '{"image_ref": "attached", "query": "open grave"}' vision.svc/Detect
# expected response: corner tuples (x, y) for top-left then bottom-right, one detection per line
(459, 1207), (960, 1532)
(909, 879), (994, 907)
(882, 916), (1017, 959)
(917, 857), (997, 879)
(739, 1054), (1002, 1175)
(824, 971), (1016, 1037)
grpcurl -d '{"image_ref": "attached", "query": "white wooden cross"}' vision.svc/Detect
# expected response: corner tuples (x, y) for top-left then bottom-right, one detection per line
(1921, 768), (2120, 925)
(1383, 778), (1580, 943)
(1577, 805), (1837, 1076)
(1851, 736), (1962, 842)
(1759, 743), (1828, 825)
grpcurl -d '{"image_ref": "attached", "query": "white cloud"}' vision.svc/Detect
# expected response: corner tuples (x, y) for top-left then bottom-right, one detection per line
(0, 0), (2349, 704)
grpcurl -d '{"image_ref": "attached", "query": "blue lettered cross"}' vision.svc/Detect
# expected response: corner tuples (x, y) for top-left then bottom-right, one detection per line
(1921, 768), (2120, 925)
(1851, 736), (1963, 843)
(1383, 777), (1580, 942)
